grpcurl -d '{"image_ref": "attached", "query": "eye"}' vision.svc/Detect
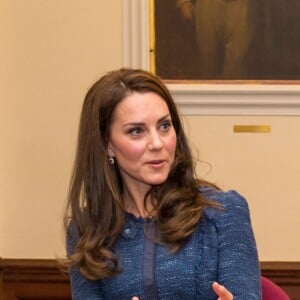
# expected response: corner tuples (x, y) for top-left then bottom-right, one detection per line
(127, 127), (144, 136)
(160, 120), (172, 132)
(159, 120), (172, 132)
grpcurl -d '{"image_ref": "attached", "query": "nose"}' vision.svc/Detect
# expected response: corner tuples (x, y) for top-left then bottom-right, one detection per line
(148, 130), (163, 150)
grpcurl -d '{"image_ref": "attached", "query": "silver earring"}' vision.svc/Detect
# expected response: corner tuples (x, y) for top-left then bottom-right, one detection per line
(108, 157), (115, 165)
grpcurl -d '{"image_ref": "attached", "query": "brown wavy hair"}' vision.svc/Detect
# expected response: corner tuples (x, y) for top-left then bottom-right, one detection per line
(64, 68), (218, 280)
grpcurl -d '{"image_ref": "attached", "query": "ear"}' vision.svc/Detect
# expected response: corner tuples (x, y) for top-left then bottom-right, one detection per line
(107, 142), (115, 157)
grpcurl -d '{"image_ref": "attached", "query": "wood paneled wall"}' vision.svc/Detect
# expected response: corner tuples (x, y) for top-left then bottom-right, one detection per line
(261, 261), (300, 299)
(0, 259), (299, 299)
(0, 259), (71, 300)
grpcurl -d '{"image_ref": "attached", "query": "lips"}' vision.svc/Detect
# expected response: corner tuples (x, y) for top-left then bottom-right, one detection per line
(146, 160), (166, 168)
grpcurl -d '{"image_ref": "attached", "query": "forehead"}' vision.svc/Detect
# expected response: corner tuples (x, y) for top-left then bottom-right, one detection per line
(112, 92), (170, 122)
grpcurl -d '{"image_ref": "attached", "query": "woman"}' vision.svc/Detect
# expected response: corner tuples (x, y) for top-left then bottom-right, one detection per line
(65, 68), (261, 299)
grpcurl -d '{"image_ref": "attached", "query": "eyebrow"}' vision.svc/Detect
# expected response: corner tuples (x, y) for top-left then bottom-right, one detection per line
(123, 114), (171, 127)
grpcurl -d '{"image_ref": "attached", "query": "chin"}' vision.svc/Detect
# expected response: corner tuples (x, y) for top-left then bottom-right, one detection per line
(147, 176), (169, 186)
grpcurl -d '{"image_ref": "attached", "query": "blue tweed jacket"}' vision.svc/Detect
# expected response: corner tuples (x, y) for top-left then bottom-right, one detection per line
(67, 187), (261, 299)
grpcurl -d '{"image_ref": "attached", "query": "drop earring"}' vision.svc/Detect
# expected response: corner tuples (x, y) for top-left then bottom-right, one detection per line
(108, 157), (115, 165)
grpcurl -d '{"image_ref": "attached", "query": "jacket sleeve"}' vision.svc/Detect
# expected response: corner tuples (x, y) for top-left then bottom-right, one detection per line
(214, 190), (262, 299)
(66, 222), (104, 300)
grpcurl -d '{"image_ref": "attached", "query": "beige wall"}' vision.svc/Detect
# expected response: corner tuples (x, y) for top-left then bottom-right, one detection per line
(183, 115), (300, 261)
(1, 1), (299, 261)
(0, 0), (122, 258)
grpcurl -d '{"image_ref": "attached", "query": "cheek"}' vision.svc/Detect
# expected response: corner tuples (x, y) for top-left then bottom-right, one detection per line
(165, 134), (177, 156)
(114, 140), (146, 161)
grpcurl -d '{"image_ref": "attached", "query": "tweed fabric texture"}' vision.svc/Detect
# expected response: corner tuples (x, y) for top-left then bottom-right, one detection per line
(67, 187), (261, 299)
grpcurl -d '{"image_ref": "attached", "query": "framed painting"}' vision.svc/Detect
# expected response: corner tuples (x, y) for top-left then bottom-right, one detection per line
(152, 0), (300, 81)
(122, 0), (300, 115)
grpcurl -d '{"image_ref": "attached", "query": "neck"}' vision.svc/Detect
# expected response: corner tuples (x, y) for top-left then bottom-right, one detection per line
(123, 187), (155, 218)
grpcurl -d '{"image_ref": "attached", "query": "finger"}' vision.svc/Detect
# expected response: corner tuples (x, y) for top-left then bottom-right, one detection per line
(212, 282), (233, 299)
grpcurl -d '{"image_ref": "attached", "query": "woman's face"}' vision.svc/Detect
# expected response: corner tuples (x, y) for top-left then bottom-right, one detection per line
(108, 92), (177, 194)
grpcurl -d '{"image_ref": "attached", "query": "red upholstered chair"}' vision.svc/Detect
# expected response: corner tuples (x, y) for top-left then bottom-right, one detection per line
(261, 276), (290, 300)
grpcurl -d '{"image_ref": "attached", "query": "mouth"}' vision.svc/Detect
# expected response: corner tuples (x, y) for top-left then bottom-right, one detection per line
(146, 160), (166, 168)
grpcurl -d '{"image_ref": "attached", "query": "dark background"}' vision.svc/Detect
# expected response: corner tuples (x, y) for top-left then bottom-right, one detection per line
(154, 0), (300, 80)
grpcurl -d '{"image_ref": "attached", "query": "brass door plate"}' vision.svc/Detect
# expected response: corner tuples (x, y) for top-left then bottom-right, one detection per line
(233, 125), (271, 133)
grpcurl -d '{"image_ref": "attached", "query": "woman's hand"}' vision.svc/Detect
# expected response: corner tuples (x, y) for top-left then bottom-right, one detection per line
(132, 282), (233, 300)
(212, 282), (233, 300)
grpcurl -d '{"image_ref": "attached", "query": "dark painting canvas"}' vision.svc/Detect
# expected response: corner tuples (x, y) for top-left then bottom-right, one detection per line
(153, 0), (300, 81)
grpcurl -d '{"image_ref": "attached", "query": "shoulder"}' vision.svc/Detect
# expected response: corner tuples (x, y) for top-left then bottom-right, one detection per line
(199, 186), (249, 207)
(197, 186), (258, 257)
(199, 186), (251, 223)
